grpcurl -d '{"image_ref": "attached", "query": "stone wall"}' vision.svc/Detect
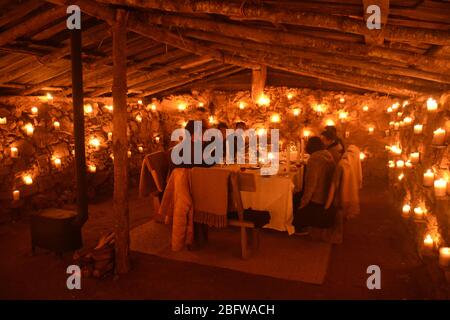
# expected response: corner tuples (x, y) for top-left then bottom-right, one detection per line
(159, 87), (398, 184)
(386, 92), (450, 254)
(0, 97), (164, 221)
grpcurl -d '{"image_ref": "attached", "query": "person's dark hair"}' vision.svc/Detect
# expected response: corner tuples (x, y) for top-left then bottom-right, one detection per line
(184, 120), (196, 136)
(321, 129), (336, 142)
(325, 125), (337, 136)
(217, 122), (228, 130)
(306, 136), (325, 154)
(235, 121), (246, 130)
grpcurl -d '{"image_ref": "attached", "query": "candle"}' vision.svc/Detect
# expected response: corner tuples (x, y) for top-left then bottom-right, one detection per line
(345, 131), (350, 138)
(287, 93), (294, 100)
(13, 190), (20, 201)
(325, 119), (335, 127)
(46, 93), (53, 101)
(427, 97), (438, 112)
(54, 158), (62, 169)
(394, 122), (400, 130)
(362, 105), (369, 112)
(423, 234), (434, 251)
(24, 123), (34, 136)
(31, 106), (38, 115)
(105, 105), (113, 112)
(53, 121), (60, 130)
(84, 104), (93, 114)
(414, 207), (424, 220)
(398, 173), (404, 181)
(138, 146), (144, 153)
(270, 113), (280, 123)
(368, 127), (374, 135)
(108, 132), (113, 141)
(434, 178), (447, 197)
(432, 128), (446, 145)
(402, 204), (411, 218)
(23, 175), (33, 185)
(136, 114), (142, 123)
(387, 107), (393, 114)
(359, 152), (366, 161)
(292, 108), (300, 116)
(405, 160), (413, 168)
(10, 147), (18, 158)
(154, 136), (160, 143)
(0, 117), (6, 124)
(423, 169), (435, 187)
(439, 247), (450, 267)
(257, 94), (270, 106)
(396, 160), (404, 168)
(388, 160), (395, 168)
(303, 129), (311, 138)
(88, 165), (96, 173)
(128, 151), (132, 158)
(90, 137), (101, 150)
(403, 117), (412, 125)
(138, 99), (143, 105)
(338, 111), (348, 121)
(410, 152), (420, 164)
(391, 102), (400, 110)
(414, 124), (423, 134)
(147, 103), (156, 111)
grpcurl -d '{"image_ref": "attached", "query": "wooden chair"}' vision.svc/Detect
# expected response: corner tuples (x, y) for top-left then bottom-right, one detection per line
(228, 172), (270, 259)
(140, 151), (170, 221)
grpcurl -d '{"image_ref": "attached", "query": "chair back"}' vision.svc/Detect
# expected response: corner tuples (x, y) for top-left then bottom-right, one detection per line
(191, 167), (231, 227)
(146, 151), (169, 193)
(237, 172), (256, 192)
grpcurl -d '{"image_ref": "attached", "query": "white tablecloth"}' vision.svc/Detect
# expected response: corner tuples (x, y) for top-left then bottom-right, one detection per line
(220, 165), (303, 234)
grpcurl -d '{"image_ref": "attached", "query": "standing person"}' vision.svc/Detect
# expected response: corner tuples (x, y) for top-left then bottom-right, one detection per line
(321, 126), (345, 163)
(217, 122), (229, 162)
(293, 136), (336, 233)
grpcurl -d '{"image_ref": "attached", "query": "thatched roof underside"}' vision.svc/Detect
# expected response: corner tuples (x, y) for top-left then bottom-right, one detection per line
(0, 0), (449, 99)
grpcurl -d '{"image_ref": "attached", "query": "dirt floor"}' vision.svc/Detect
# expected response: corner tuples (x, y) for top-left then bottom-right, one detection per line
(0, 177), (448, 300)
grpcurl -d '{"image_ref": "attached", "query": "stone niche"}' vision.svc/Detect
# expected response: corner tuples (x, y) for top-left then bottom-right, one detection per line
(0, 97), (164, 220)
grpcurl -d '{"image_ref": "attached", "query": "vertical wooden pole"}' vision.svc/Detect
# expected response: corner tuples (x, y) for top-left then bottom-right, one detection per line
(112, 9), (130, 274)
(71, 28), (88, 227)
(251, 65), (267, 102)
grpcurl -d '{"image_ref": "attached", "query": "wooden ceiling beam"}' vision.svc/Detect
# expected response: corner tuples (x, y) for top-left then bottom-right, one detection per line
(143, 13), (450, 72)
(182, 29), (450, 84)
(0, 0), (43, 29)
(140, 65), (240, 97)
(362, 0), (389, 45)
(0, 5), (67, 47)
(46, 0), (258, 69)
(97, 0), (450, 45)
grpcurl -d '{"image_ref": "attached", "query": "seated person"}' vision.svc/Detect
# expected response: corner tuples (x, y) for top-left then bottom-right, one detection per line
(293, 137), (336, 232)
(169, 119), (214, 169)
(217, 122), (229, 161)
(321, 126), (345, 164)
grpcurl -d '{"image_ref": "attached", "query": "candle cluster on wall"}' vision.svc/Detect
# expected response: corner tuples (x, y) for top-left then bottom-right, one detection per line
(386, 95), (450, 267)
(4, 96), (163, 209)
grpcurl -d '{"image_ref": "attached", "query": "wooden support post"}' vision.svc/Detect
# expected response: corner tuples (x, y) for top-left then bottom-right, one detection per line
(362, 0), (389, 45)
(70, 28), (88, 227)
(112, 9), (130, 274)
(251, 65), (266, 102)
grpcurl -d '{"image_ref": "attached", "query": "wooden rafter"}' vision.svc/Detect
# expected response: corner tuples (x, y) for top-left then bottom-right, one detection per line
(97, 0), (450, 45)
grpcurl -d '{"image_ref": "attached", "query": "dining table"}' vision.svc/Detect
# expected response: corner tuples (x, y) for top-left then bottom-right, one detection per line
(217, 162), (304, 235)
